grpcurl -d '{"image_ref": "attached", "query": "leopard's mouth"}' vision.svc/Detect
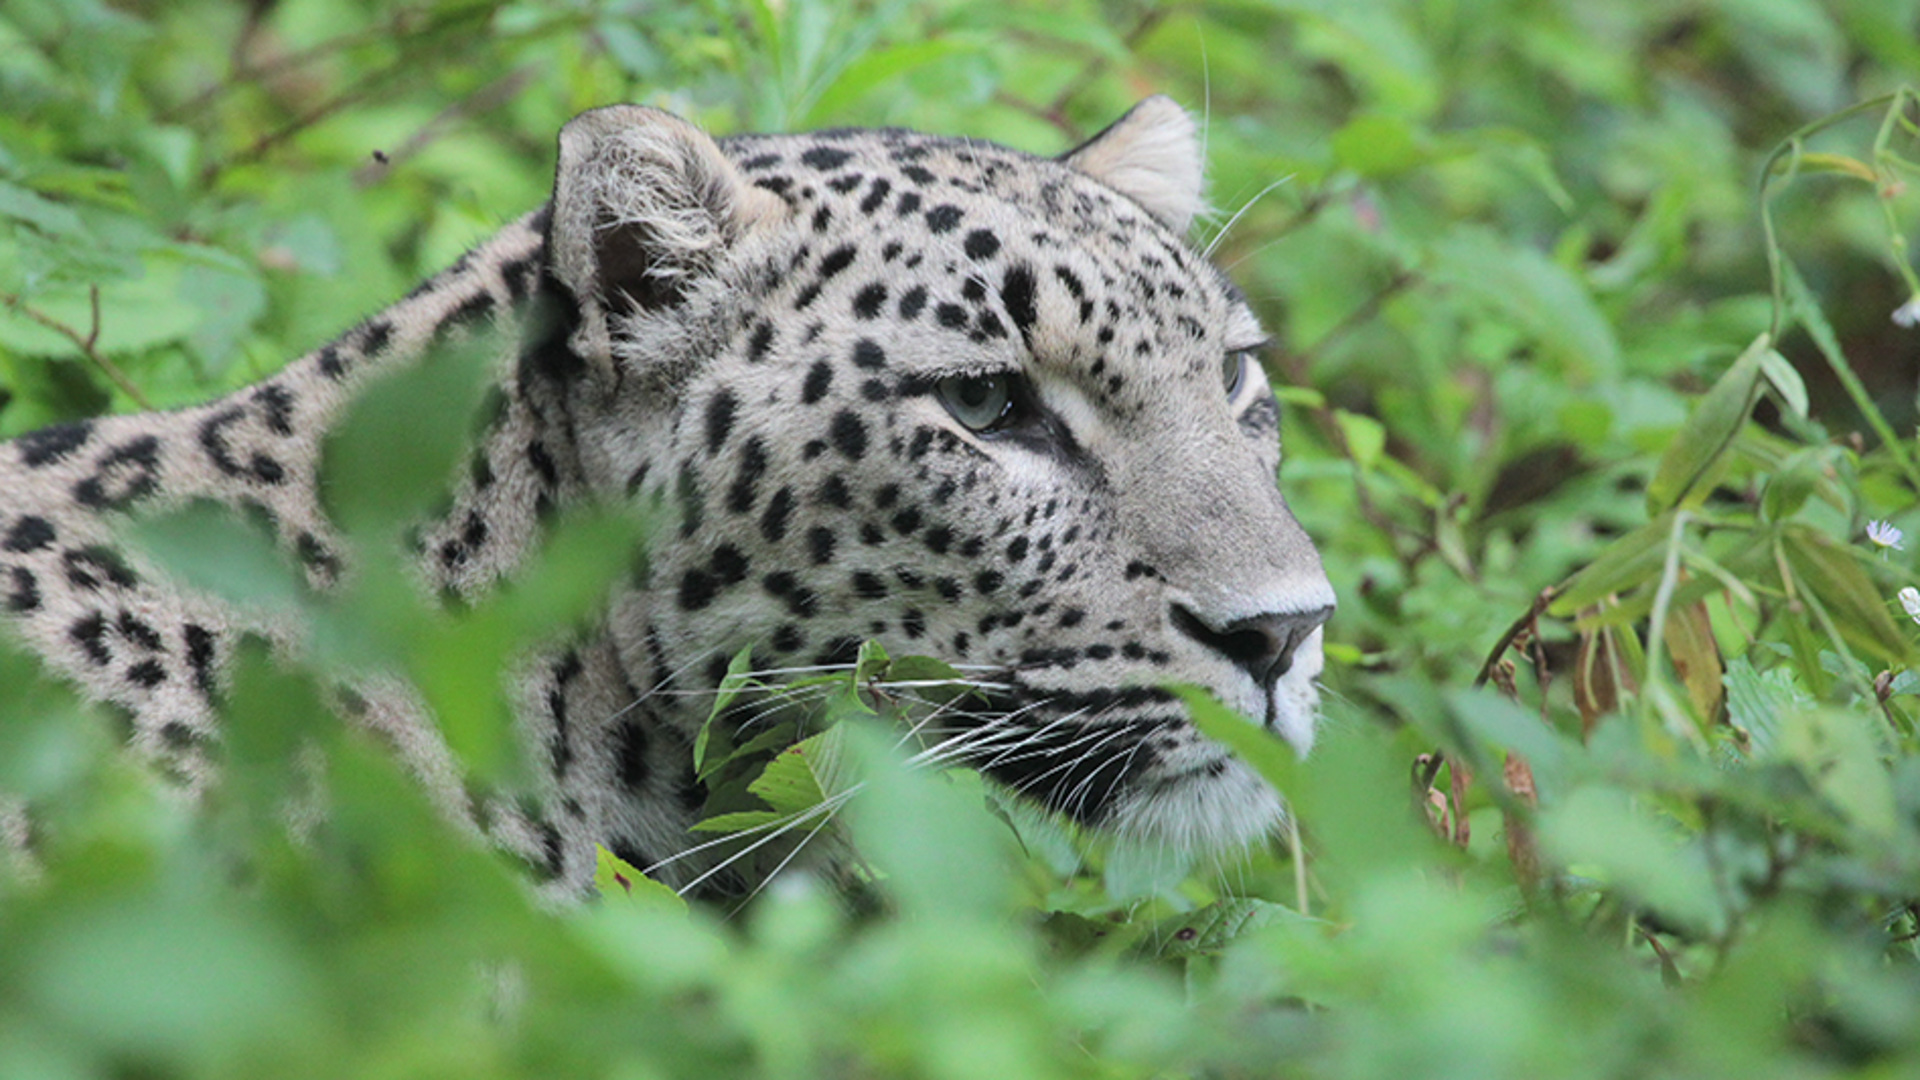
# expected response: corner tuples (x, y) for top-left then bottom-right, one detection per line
(919, 673), (1291, 841)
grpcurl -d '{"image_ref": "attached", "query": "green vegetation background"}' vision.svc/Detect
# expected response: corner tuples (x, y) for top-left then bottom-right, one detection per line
(7, 0), (1920, 1077)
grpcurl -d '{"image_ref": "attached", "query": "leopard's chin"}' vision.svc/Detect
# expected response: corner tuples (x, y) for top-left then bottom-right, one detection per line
(1102, 756), (1286, 857)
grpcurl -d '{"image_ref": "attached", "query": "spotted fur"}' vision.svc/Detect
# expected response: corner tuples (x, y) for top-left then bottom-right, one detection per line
(0, 98), (1334, 895)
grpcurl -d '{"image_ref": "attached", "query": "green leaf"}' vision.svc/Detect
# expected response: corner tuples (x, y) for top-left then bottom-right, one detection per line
(0, 178), (87, 237)
(1172, 685), (1300, 795)
(696, 646), (759, 780)
(1131, 898), (1316, 960)
(593, 845), (687, 913)
(747, 728), (847, 816)
(1646, 333), (1769, 513)
(1779, 525), (1913, 665)
(1757, 347), (1809, 419)
(1723, 657), (1811, 757)
(1333, 409), (1385, 471)
(1550, 511), (1679, 616)
(1538, 785), (1723, 936)
(1330, 112), (1426, 178)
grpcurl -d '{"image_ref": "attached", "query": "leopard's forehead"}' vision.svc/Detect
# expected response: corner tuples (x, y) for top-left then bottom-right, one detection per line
(716, 127), (1262, 416)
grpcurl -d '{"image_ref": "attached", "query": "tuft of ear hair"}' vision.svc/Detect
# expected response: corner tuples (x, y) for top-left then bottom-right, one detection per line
(549, 105), (785, 384)
(1061, 96), (1206, 235)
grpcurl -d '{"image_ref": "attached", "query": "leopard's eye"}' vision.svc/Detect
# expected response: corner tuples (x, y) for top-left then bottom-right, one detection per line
(1222, 351), (1248, 397)
(936, 372), (1014, 432)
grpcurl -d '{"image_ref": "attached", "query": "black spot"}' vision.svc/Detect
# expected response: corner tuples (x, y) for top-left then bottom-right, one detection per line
(898, 286), (927, 319)
(925, 205), (963, 233)
(185, 624), (217, 698)
(116, 610), (162, 651)
(892, 508), (922, 534)
(358, 319), (393, 355)
(4, 516), (55, 553)
(4, 566), (40, 612)
(818, 244), (857, 281)
(858, 178), (892, 214)
(772, 624), (803, 652)
(897, 191), (923, 214)
(802, 360), (834, 404)
(70, 613), (110, 664)
(814, 637), (862, 667)
(678, 772), (709, 813)
(817, 474), (853, 509)
(16, 420), (93, 467)
(801, 146), (853, 170)
(852, 571), (888, 599)
(860, 522), (885, 545)
(677, 461), (704, 538)
(964, 229), (1000, 259)
(449, 290), (496, 328)
(746, 321), (775, 363)
(1001, 265), (1037, 344)
(852, 283), (887, 319)
(902, 609), (926, 638)
(974, 569), (1003, 594)
(317, 345), (349, 380)
(1006, 536), (1029, 562)
(528, 441), (558, 486)
(743, 153), (783, 170)
(934, 303), (968, 330)
(851, 339), (887, 370)
(923, 526), (953, 554)
(609, 840), (654, 874)
(935, 577), (963, 602)
(617, 720), (651, 789)
(761, 487), (795, 543)
(63, 546), (137, 591)
(727, 437), (768, 513)
(830, 411), (868, 460)
(678, 570), (718, 611)
(1124, 561), (1160, 581)
(126, 660), (166, 689)
(73, 436), (161, 511)
(1086, 644), (1115, 660)
(705, 390), (738, 454)
(861, 379), (889, 402)
(540, 822), (564, 881)
(160, 721), (198, 749)
(827, 173), (864, 194)
(711, 543), (750, 585)
(903, 166), (936, 186)
(806, 526), (837, 565)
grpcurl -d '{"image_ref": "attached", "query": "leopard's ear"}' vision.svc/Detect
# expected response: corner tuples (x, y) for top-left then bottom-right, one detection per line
(1061, 96), (1205, 234)
(549, 105), (786, 381)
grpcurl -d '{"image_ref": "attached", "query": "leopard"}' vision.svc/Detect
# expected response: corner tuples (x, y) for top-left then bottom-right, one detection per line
(0, 97), (1335, 898)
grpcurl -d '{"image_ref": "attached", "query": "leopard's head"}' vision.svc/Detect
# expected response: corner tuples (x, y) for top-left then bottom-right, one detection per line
(545, 99), (1334, 857)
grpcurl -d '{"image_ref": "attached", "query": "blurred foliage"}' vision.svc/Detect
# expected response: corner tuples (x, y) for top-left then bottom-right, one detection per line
(10, 0), (1920, 1077)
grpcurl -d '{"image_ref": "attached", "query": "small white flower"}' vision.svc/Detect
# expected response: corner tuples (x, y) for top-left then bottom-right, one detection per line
(1895, 296), (1920, 329)
(1900, 586), (1920, 624)
(1868, 520), (1905, 550)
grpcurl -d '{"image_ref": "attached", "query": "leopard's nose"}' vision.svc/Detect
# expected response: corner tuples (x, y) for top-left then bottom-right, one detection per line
(1170, 603), (1333, 686)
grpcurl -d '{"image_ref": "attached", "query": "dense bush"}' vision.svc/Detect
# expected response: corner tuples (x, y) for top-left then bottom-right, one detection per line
(6, 0), (1920, 1076)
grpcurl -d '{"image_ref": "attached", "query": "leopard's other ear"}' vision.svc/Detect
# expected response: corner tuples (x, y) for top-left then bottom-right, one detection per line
(1061, 95), (1206, 234)
(549, 104), (786, 381)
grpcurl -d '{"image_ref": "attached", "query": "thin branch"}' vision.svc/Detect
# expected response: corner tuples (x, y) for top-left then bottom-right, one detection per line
(1473, 587), (1557, 690)
(3, 286), (154, 409)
